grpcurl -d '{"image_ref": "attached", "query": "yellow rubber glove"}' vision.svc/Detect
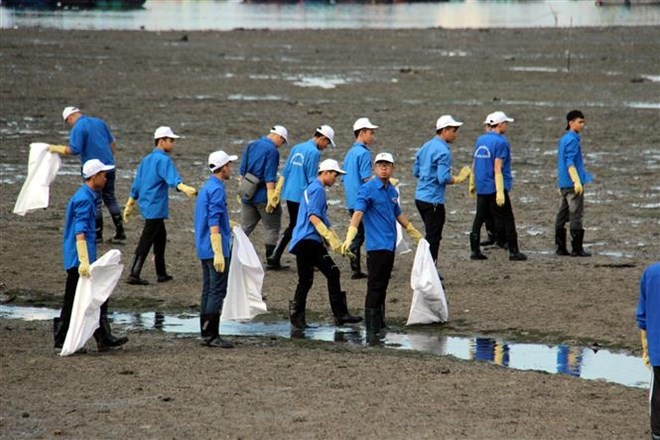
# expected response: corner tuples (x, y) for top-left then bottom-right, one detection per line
(76, 239), (91, 277)
(568, 166), (583, 195)
(389, 177), (399, 186)
(314, 222), (344, 256)
(177, 183), (198, 198)
(48, 144), (69, 155)
(265, 188), (278, 214)
(229, 220), (240, 230)
(468, 170), (476, 199)
(272, 176), (284, 206)
(642, 330), (651, 369)
(453, 166), (471, 184)
(405, 223), (423, 244)
(341, 225), (358, 256)
(495, 173), (505, 207)
(123, 197), (136, 223)
(210, 232), (225, 273)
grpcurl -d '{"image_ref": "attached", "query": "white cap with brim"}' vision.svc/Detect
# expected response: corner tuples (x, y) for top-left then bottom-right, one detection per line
(484, 111), (514, 125)
(315, 124), (336, 147)
(318, 159), (346, 175)
(208, 150), (238, 172)
(436, 115), (464, 130)
(353, 117), (379, 131)
(374, 152), (395, 164)
(62, 106), (80, 121)
(154, 126), (180, 140)
(270, 125), (289, 144)
(82, 159), (115, 179)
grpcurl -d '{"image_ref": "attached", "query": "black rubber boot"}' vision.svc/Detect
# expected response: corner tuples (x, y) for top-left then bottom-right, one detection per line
(154, 252), (172, 282)
(380, 303), (389, 329)
(470, 232), (488, 260)
(203, 313), (234, 348)
(329, 291), (363, 325)
(267, 233), (290, 270)
(555, 227), (570, 256)
(570, 229), (591, 257)
(110, 214), (126, 243)
(126, 254), (149, 285)
(265, 245), (289, 270)
(350, 249), (367, 280)
(289, 299), (309, 329)
(98, 309), (129, 348)
(200, 314), (213, 339)
(508, 247), (528, 261)
(53, 317), (66, 349)
(365, 307), (383, 335)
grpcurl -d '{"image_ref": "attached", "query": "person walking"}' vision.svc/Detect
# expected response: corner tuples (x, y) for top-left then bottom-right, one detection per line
(636, 261), (660, 440)
(341, 117), (378, 279)
(194, 150), (238, 348)
(122, 126), (198, 285)
(287, 159), (362, 329)
(53, 159), (128, 352)
(469, 111), (527, 261)
(342, 152), (423, 336)
(48, 106), (125, 244)
(267, 125), (335, 269)
(555, 110), (592, 257)
(238, 125), (288, 270)
(413, 115), (471, 267)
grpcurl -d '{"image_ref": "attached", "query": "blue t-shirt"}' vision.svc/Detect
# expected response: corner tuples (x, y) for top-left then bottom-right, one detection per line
(62, 184), (98, 270)
(289, 178), (331, 251)
(557, 130), (593, 189)
(472, 131), (513, 195)
(239, 136), (280, 204)
(354, 178), (402, 252)
(341, 142), (372, 210)
(69, 115), (115, 165)
(281, 139), (321, 203)
(413, 136), (453, 204)
(129, 148), (183, 219)
(194, 175), (231, 260)
(637, 262), (660, 366)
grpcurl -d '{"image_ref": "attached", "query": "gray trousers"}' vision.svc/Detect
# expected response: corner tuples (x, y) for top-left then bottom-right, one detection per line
(240, 202), (282, 246)
(555, 188), (584, 230)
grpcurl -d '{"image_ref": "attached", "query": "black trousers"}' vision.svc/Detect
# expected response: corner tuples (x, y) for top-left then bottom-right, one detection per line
(279, 201), (300, 251)
(291, 239), (341, 303)
(415, 200), (445, 262)
(472, 192), (519, 250)
(59, 268), (109, 336)
(365, 250), (395, 309)
(653, 366), (660, 435)
(134, 218), (167, 276)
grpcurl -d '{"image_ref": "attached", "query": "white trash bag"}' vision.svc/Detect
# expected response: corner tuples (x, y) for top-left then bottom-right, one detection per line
(393, 183), (412, 255)
(60, 249), (124, 356)
(407, 239), (448, 325)
(13, 142), (61, 216)
(221, 226), (267, 322)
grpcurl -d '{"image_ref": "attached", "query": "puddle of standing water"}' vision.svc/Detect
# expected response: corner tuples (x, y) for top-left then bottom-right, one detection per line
(0, 304), (648, 390)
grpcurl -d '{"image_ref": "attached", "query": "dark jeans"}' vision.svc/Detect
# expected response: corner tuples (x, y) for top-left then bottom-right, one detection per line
(347, 209), (365, 255)
(291, 239), (341, 303)
(472, 192), (519, 250)
(653, 366), (660, 435)
(279, 200), (300, 251)
(200, 257), (230, 315)
(415, 200), (445, 262)
(95, 169), (121, 221)
(365, 250), (395, 309)
(555, 188), (585, 231)
(134, 218), (168, 276)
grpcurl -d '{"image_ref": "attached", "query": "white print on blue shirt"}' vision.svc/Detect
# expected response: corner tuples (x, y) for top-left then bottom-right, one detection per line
(474, 146), (491, 159)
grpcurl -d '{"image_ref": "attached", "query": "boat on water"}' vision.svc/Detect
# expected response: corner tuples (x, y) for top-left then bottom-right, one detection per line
(1, 0), (145, 8)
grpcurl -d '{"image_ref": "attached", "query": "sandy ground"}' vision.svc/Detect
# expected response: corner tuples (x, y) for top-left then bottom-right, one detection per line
(1, 26), (659, 438)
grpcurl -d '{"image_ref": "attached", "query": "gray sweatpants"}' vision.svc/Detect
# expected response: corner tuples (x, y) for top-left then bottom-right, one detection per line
(240, 202), (282, 246)
(555, 188), (584, 230)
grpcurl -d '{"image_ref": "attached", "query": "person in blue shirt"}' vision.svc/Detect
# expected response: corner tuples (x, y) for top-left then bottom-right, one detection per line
(287, 159), (362, 329)
(555, 110), (592, 257)
(636, 262), (660, 440)
(122, 126), (198, 285)
(341, 117), (378, 280)
(48, 106), (125, 244)
(54, 159), (128, 353)
(267, 125), (335, 269)
(194, 150), (238, 349)
(342, 152), (423, 336)
(238, 125), (288, 270)
(413, 115), (471, 266)
(469, 111), (527, 261)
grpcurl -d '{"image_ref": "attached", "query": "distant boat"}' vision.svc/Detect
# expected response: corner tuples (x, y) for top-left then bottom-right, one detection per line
(1, 0), (145, 8)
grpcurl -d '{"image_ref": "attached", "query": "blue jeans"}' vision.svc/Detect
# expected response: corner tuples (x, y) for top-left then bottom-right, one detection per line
(200, 257), (230, 315)
(95, 169), (121, 220)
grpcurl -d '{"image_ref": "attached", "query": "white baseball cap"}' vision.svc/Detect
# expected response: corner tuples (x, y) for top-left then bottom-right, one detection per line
(436, 115), (464, 131)
(62, 106), (80, 121)
(374, 152), (395, 164)
(353, 117), (379, 131)
(484, 111), (514, 125)
(315, 124), (336, 147)
(82, 159), (115, 179)
(269, 125), (288, 144)
(154, 126), (180, 140)
(318, 158), (346, 174)
(208, 150), (238, 172)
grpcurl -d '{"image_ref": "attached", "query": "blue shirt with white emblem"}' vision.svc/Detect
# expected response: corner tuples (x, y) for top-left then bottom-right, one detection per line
(289, 178), (331, 251)
(472, 131), (513, 195)
(637, 262), (660, 366)
(194, 175), (231, 260)
(239, 136), (280, 204)
(129, 148), (183, 219)
(69, 115), (115, 165)
(413, 136), (453, 204)
(281, 139), (321, 203)
(354, 178), (402, 252)
(62, 184), (98, 270)
(557, 130), (592, 189)
(341, 142), (372, 210)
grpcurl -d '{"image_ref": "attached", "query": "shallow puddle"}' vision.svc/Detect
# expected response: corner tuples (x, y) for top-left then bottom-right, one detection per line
(1, 304), (648, 389)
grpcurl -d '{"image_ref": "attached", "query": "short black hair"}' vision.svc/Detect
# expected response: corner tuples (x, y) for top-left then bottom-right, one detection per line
(566, 110), (584, 130)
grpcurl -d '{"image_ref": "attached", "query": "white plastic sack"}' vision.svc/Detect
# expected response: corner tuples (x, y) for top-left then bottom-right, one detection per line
(221, 226), (267, 321)
(393, 183), (412, 255)
(407, 239), (448, 325)
(60, 249), (124, 356)
(13, 142), (61, 216)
